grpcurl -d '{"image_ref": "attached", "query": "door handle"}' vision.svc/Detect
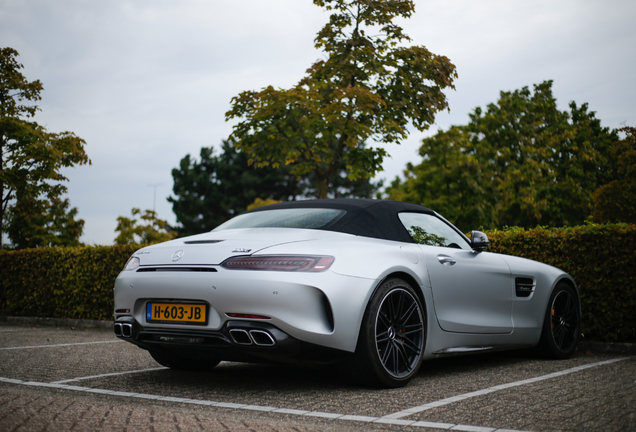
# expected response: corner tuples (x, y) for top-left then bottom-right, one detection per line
(437, 255), (456, 266)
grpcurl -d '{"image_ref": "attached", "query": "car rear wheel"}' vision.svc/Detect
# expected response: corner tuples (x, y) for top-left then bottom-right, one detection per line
(350, 278), (425, 388)
(538, 282), (581, 359)
(149, 350), (220, 371)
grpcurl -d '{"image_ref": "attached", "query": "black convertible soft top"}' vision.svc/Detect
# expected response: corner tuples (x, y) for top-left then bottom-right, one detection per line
(245, 198), (435, 243)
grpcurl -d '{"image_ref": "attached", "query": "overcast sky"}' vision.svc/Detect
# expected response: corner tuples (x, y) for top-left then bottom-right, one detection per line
(2, 0), (635, 245)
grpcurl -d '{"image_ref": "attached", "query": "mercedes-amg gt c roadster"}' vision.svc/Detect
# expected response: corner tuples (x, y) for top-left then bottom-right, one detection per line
(113, 199), (581, 387)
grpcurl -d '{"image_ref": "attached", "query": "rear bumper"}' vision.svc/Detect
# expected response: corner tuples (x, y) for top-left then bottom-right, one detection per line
(113, 316), (348, 365)
(113, 267), (375, 352)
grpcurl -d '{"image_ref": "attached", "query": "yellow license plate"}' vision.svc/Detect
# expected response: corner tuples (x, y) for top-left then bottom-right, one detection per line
(146, 302), (207, 324)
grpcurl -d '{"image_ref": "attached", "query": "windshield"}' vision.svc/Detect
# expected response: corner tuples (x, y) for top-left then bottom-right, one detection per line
(213, 208), (345, 231)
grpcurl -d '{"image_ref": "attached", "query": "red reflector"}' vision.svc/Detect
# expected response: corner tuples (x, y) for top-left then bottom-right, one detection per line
(226, 313), (270, 320)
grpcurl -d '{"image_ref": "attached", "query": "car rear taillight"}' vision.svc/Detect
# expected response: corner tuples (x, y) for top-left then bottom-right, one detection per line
(221, 255), (334, 272)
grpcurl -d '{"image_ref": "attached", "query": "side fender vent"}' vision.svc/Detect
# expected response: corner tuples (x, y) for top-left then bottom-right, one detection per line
(515, 277), (535, 297)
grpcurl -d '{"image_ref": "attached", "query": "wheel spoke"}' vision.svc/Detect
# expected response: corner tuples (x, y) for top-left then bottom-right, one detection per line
(381, 340), (394, 365)
(397, 302), (418, 327)
(401, 322), (423, 332)
(563, 304), (578, 321)
(553, 323), (566, 347)
(376, 334), (391, 344)
(564, 295), (572, 316)
(394, 341), (412, 372)
(400, 336), (422, 355)
(392, 291), (405, 323)
(386, 293), (396, 323)
(378, 311), (391, 329)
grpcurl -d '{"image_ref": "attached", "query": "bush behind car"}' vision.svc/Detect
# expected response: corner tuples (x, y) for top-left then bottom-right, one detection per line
(0, 224), (633, 342)
(487, 223), (635, 343)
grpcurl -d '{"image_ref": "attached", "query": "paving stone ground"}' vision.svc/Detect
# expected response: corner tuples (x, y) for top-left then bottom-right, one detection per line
(0, 323), (634, 432)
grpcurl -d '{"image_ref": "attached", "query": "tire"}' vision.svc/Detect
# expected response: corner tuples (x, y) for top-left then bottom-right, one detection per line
(538, 282), (581, 359)
(149, 350), (220, 371)
(349, 278), (426, 388)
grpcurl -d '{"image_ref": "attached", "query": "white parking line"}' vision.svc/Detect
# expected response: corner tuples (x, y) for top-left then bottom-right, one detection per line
(0, 376), (528, 431)
(0, 340), (123, 350)
(382, 357), (631, 420)
(50, 367), (168, 384)
(0, 356), (630, 432)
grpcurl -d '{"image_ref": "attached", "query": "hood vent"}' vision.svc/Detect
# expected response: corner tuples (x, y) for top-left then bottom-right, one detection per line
(184, 240), (224, 245)
(515, 277), (535, 297)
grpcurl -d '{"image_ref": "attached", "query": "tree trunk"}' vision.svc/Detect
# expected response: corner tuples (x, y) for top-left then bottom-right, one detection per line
(316, 177), (329, 199)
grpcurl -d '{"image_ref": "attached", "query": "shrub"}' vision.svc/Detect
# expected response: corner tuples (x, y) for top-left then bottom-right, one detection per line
(0, 245), (140, 321)
(1, 224), (634, 342)
(487, 223), (636, 342)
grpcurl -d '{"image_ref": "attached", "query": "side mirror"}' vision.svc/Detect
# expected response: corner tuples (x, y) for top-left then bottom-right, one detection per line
(470, 231), (489, 251)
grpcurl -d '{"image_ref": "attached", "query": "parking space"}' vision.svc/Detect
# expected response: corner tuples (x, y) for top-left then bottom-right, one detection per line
(0, 323), (634, 431)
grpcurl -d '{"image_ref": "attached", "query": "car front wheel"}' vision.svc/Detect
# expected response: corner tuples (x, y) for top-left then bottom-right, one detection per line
(350, 278), (426, 388)
(538, 282), (581, 359)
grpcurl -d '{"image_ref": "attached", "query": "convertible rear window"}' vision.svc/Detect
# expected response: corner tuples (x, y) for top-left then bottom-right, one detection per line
(213, 208), (346, 231)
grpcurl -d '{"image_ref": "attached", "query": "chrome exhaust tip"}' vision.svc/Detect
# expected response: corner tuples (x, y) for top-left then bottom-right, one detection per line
(229, 328), (252, 345)
(114, 322), (133, 338)
(249, 329), (276, 346)
(121, 323), (133, 338)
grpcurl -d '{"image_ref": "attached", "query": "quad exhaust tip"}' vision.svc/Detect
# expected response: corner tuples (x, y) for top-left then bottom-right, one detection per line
(114, 321), (275, 346)
(229, 328), (276, 346)
(113, 322), (133, 338)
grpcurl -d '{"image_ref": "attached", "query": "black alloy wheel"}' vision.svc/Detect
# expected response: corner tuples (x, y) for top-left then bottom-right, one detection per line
(350, 278), (425, 388)
(375, 287), (425, 378)
(539, 282), (581, 359)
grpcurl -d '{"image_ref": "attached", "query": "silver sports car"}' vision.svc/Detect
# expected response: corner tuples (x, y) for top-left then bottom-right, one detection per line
(113, 199), (581, 388)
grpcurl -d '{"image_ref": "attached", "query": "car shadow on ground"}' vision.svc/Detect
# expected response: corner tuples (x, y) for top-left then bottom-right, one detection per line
(92, 348), (538, 393)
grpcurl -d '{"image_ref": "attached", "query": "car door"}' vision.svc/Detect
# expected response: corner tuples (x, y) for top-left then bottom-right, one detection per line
(399, 213), (513, 334)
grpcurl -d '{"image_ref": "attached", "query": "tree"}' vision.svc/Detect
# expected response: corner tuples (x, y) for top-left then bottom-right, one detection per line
(0, 47), (90, 248)
(592, 127), (636, 223)
(387, 81), (618, 230)
(169, 140), (381, 236)
(387, 125), (495, 231)
(226, 0), (456, 198)
(169, 140), (302, 236)
(5, 192), (84, 248)
(114, 208), (177, 245)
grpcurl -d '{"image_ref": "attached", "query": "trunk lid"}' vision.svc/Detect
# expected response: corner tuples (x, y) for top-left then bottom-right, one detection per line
(133, 228), (340, 266)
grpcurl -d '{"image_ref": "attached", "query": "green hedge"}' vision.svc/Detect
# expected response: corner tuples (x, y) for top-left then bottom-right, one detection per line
(1, 224), (634, 342)
(486, 223), (636, 343)
(0, 245), (140, 321)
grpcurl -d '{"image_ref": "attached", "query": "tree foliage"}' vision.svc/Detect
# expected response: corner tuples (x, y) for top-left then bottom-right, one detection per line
(169, 140), (381, 237)
(592, 126), (636, 223)
(0, 47), (90, 248)
(5, 194), (84, 248)
(226, 0), (456, 198)
(247, 198), (282, 211)
(387, 81), (618, 231)
(114, 208), (177, 245)
(169, 140), (301, 237)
